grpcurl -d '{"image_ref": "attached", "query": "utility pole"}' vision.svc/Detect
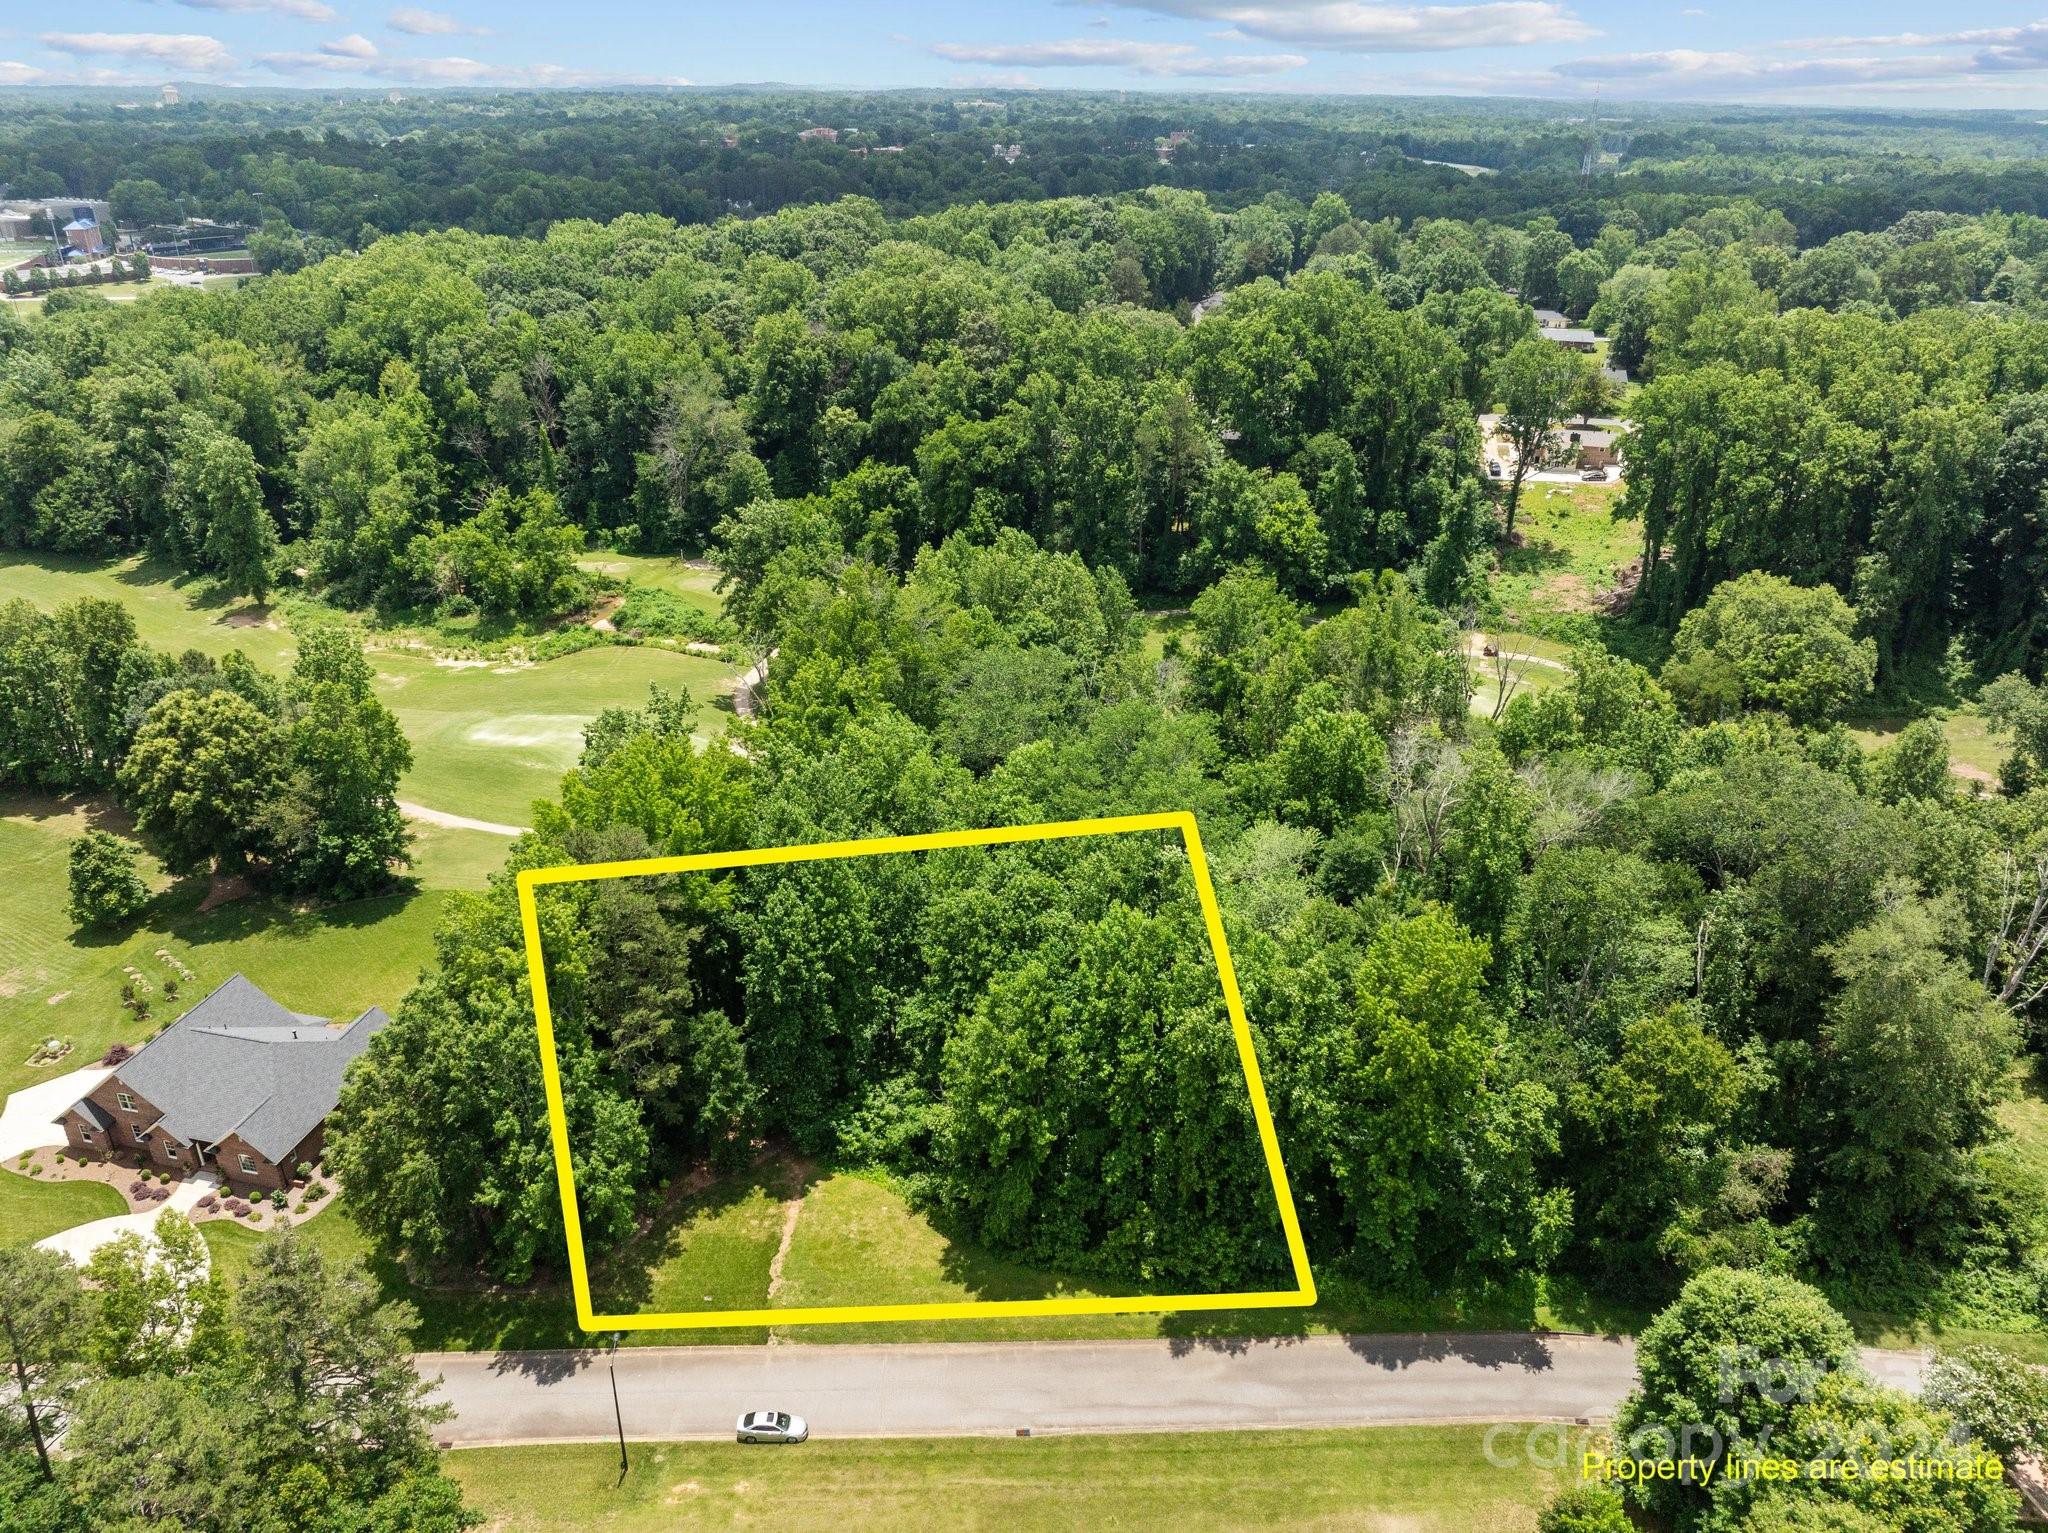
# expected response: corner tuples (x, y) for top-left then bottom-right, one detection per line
(606, 1332), (628, 1478)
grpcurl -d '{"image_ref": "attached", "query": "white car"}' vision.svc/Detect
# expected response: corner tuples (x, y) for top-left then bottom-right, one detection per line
(736, 1408), (808, 1444)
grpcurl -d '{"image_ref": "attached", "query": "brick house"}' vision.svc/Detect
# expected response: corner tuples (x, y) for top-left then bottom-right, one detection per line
(60, 975), (388, 1190)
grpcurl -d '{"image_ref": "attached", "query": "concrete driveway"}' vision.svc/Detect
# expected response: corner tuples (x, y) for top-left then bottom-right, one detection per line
(36, 1170), (221, 1268)
(0, 1065), (109, 1161)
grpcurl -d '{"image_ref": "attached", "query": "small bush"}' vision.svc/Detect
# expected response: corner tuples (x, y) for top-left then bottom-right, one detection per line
(295, 1162), (312, 1180)
(28, 1165), (41, 1177)
(270, 1190), (288, 1209)
(304, 1183), (328, 1203)
(197, 1195), (217, 1211)
(52, 1154), (65, 1165)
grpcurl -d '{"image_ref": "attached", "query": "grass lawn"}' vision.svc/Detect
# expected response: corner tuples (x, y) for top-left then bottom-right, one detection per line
(0, 791), (448, 1100)
(1491, 481), (1642, 646)
(0, 1169), (125, 1245)
(447, 1425), (1574, 1532)
(1845, 708), (2007, 788)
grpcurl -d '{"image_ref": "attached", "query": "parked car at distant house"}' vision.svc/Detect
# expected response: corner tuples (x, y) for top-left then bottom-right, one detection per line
(1580, 466), (1610, 481)
(59, 974), (387, 1189)
(1486, 459), (1503, 478)
(737, 1409), (809, 1444)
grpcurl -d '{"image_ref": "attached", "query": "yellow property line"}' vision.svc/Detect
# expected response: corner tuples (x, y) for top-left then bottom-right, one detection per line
(516, 810), (1318, 1331)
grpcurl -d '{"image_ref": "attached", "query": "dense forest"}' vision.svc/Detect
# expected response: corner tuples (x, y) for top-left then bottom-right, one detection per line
(5, 89), (2048, 254)
(8, 91), (2048, 1359)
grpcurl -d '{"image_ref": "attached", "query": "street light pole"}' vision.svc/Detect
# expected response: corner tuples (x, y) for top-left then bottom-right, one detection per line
(606, 1332), (628, 1477)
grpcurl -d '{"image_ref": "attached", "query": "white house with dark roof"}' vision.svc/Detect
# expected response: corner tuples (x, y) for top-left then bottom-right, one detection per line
(60, 975), (387, 1189)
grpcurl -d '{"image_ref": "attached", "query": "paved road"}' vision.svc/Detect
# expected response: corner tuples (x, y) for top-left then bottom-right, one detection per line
(421, 1334), (1929, 1447)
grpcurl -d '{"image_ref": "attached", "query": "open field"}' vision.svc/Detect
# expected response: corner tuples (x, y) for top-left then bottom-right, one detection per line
(1490, 481), (1642, 644)
(0, 791), (448, 1100)
(447, 1425), (1574, 1532)
(1, 551), (743, 825)
(384, 645), (737, 826)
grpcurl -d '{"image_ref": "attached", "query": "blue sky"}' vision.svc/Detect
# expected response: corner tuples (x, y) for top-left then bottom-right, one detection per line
(4, 3), (2047, 107)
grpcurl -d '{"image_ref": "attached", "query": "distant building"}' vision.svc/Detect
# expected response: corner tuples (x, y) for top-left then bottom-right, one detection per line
(992, 142), (1023, 164)
(798, 126), (839, 142)
(62, 213), (105, 257)
(1567, 427), (1622, 470)
(1541, 326), (1599, 353)
(161, 83), (180, 106)
(1532, 307), (1568, 327)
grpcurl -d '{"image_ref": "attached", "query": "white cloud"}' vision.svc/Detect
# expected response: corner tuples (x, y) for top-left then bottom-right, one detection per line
(172, 0), (338, 19)
(323, 33), (382, 59)
(931, 36), (1305, 75)
(387, 7), (490, 36)
(1097, 1), (1597, 52)
(40, 31), (237, 72)
(0, 61), (54, 85)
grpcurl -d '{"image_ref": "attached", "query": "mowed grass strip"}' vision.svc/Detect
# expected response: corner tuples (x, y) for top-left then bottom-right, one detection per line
(767, 1171), (1174, 1343)
(447, 1426), (1573, 1532)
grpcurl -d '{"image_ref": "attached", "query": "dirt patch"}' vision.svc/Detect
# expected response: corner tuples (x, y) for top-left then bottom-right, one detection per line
(433, 657), (493, 671)
(586, 594), (626, 635)
(220, 606), (278, 630)
(44, 991), (69, 1007)
(198, 872), (253, 912)
(1533, 571), (1597, 615)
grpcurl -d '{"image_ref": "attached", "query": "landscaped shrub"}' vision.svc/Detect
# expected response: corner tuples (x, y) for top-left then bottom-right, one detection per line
(99, 1043), (132, 1067)
(197, 1195), (217, 1211)
(295, 1162), (312, 1181)
(53, 1154), (65, 1165)
(304, 1184), (328, 1203)
(270, 1190), (287, 1209)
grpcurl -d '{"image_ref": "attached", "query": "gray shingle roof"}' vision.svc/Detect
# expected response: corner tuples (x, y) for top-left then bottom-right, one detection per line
(92, 974), (388, 1162)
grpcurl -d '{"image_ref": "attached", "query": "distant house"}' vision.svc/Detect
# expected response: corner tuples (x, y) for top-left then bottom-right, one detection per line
(1532, 307), (1567, 327)
(60, 975), (388, 1190)
(1541, 327), (1599, 353)
(62, 215), (104, 257)
(992, 143), (1023, 164)
(797, 126), (839, 142)
(161, 84), (180, 106)
(1565, 426), (1622, 470)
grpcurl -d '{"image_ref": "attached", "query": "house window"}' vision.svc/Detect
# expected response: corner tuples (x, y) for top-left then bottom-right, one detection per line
(116, 1092), (136, 1112)
(132, 1125), (149, 1144)
(238, 1154), (258, 1175)
(158, 1140), (179, 1162)
(78, 1130), (94, 1145)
